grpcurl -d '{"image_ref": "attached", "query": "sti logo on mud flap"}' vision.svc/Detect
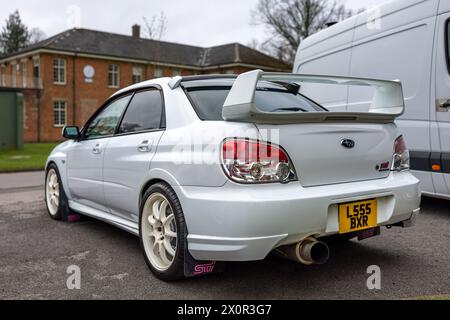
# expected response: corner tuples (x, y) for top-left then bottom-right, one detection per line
(194, 262), (216, 275)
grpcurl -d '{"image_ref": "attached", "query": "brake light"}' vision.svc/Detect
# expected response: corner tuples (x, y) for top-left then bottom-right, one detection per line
(221, 138), (297, 184)
(392, 135), (410, 171)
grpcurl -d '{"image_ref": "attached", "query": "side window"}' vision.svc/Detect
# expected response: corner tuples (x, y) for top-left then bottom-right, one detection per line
(84, 95), (131, 139)
(118, 89), (164, 134)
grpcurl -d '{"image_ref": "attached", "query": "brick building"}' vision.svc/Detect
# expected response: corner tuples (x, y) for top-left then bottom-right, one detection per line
(0, 26), (290, 142)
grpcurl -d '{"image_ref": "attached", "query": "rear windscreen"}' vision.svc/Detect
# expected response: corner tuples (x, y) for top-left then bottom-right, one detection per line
(185, 85), (326, 121)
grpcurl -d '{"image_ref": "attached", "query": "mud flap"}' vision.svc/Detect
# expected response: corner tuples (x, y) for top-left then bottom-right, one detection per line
(184, 247), (225, 278)
(357, 227), (381, 241)
(63, 211), (82, 222)
(60, 195), (81, 222)
(61, 208), (82, 222)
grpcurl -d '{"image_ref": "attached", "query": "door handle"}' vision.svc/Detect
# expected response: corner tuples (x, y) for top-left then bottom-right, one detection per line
(437, 99), (450, 112)
(92, 144), (102, 154)
(138, 140), (153, 153)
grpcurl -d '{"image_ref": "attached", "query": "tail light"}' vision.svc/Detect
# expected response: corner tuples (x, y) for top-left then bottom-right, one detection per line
(221, 138), (297, 184)
(392, 135), (410, 172)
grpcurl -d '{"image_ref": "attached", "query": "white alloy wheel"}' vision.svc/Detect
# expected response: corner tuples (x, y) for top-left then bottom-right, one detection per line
(141, 193), (178, 271)
(46, 169), (60, 216)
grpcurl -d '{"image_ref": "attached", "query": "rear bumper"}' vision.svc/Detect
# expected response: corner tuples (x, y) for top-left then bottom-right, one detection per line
(173, 171), (421, 261)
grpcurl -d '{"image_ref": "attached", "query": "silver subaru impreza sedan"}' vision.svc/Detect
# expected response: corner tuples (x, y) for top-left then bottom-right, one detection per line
(45, 70), (421, 281)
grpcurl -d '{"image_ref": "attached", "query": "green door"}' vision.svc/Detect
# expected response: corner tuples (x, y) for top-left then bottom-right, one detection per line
(0, 91), (23, 151)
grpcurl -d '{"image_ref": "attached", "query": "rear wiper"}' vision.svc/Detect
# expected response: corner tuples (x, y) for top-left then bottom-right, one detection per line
(271, 107), (307, 112)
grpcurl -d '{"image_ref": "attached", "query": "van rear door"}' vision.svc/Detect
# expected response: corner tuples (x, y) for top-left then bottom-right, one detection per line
(434, 13), (450, 196)
(349, 0), (438, 196)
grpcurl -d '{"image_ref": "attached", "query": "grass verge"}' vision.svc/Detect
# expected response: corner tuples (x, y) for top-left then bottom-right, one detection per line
(410, 294), (450, 300)
(0, 143), (60, 173)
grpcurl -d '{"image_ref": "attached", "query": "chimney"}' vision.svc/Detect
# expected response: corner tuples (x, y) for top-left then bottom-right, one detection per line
(132, 24), (141, 39)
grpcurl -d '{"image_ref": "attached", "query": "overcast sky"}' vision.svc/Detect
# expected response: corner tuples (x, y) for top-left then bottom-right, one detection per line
(1, 0), (388, 47)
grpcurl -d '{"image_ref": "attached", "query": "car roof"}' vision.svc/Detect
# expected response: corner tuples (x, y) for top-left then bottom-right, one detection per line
(110, 74), (237, 99)
(181, 76), (237, 89)
(110, 77), (171, 98)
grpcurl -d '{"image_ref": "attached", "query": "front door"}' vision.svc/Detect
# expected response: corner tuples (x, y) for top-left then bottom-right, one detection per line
(66, 138), (110, 212)
(66, 93), (132, 211)
(434, 13), (450, 196)
(103, 88), (165, 221)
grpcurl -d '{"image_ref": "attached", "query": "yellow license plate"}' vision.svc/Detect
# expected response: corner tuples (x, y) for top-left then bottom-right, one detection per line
(339, 199), (378, 234)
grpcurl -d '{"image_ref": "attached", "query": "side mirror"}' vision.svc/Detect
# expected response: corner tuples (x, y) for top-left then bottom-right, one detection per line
(62, 126), (80, 140)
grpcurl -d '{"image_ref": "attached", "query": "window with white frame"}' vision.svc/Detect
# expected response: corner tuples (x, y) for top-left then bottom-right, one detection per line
(132, 66), (143, 84)
(108, 64), (120, 87)
(33, 57), (40, 79)
(53, 101), (67, 127)
(22, 61), (27, 88)
(0, 65), (5, 86)
(33, 57), (40, 88)
(53, 58), (66, 84)
(172, 69), (181, 76)
(154, 67), (163, 78)
(12, 63), (17, 87)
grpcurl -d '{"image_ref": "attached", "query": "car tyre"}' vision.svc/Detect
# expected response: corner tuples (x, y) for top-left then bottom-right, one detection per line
(45, 163), (70, 221)
(139, 183), (187, 281)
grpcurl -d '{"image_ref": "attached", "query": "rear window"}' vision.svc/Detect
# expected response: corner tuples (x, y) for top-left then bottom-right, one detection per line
(185, 85), (326, 121)
(118, 89), (164, 133)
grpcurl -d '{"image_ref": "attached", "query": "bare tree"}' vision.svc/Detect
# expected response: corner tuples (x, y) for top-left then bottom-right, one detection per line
(142, 12), (168, 40)
(252, 0), (354, 64)
(247, 38), (261, 50)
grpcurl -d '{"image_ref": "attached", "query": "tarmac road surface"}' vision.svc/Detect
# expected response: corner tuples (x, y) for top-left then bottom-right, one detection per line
(0, 172), (449, 300)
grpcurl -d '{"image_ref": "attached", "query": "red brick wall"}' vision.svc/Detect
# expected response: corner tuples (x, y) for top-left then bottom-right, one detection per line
(74, 56), (133, 127)
(22, 89), (40, 142)
(38, 53), (75, 142)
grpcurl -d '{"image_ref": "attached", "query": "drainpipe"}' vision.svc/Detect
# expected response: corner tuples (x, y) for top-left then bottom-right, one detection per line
(37, 88), (41, 142)
(72, 54), (77, 125)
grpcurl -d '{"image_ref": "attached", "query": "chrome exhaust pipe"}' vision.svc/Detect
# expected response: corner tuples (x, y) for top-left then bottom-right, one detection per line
(275, 237), (330, 265)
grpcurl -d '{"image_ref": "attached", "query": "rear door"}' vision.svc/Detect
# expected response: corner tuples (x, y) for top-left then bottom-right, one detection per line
(103, 88), (165, 222)
(434, 13), (450, 196)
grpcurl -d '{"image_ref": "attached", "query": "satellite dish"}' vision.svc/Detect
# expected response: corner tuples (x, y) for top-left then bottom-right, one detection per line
(83, 65), (95, 78)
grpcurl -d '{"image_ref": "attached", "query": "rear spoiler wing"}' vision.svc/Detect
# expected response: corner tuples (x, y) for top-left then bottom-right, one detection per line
(222, 70), (405, 124)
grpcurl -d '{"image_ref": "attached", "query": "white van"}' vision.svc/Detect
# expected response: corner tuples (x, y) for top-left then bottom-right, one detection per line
(294, 0), (450, 199)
